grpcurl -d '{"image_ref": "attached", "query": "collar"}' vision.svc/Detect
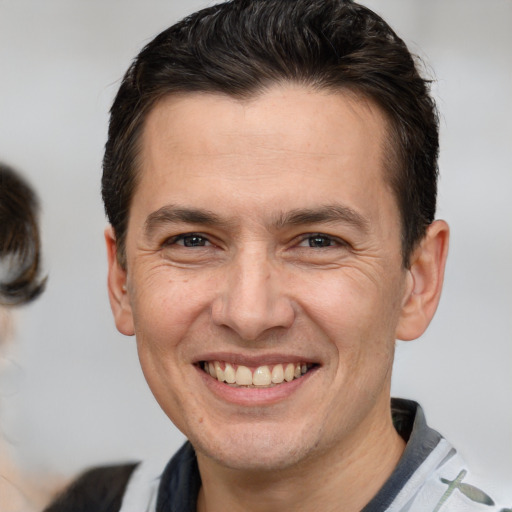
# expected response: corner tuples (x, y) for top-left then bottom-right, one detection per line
(153, 398), (443, 512)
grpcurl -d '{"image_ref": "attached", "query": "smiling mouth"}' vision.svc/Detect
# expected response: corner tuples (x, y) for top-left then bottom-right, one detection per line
(200, 361), (316, 388)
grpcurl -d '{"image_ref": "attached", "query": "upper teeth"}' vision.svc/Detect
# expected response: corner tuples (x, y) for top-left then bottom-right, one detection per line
(204, 361), (310, 387)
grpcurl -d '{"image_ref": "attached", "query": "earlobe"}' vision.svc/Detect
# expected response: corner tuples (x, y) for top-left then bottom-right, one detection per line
(396, 220), (449, 341)
(105, 226), (135, 336)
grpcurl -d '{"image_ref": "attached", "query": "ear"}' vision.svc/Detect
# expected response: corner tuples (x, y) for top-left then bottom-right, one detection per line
(396, 220), (449, 341)
(105, 226), (135, 336)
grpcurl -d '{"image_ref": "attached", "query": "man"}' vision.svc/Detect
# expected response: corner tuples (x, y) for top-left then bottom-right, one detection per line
(45, 0), (510, 511)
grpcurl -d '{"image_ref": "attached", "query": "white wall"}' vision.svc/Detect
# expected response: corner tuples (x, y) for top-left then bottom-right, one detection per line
(0, 0), (510, 501)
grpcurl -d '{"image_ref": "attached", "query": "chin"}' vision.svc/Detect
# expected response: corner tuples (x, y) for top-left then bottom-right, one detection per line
(191, 421), (324, 472)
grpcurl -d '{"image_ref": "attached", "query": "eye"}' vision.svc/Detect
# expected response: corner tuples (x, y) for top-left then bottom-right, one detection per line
(166, 233), (211, 247)
(298, 233), (341, 248)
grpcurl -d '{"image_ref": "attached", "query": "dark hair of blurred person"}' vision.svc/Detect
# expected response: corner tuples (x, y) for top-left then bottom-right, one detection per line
(0, 163), (46, 308)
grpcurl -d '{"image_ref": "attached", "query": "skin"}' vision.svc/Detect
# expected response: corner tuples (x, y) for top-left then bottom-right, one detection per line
(106, 85), (449, 512)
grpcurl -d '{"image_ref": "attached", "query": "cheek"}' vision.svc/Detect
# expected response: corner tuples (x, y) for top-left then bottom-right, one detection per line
(129, 273), (211, 429)
(297, 269), (388, 326)
(297, 268), (403, 357)
(129, 269), (216, 352)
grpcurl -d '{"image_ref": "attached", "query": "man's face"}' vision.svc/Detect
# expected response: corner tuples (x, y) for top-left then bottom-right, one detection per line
(110, 85), (413, 471)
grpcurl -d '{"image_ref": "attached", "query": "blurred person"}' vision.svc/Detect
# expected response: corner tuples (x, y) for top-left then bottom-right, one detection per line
(45, 0), (512, 511)
(0, 164), (45, 307)
(0, 163), (50, 511)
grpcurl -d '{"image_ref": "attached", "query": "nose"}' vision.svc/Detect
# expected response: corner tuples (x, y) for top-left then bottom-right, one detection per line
(211, 247), (295, 341)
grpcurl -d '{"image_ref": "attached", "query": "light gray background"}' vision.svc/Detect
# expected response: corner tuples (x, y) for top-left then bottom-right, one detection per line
(0, 0), (510, 501)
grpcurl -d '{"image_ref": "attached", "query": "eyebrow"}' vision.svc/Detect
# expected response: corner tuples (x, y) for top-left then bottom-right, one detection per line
(144, 203), (369, 238)
(272, 205), (370, 232)
(144, 205), (233, 238)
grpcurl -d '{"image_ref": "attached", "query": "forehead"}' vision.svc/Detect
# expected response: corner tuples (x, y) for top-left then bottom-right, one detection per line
(142, 86), (388, 157)
(132, 85), (396, 227)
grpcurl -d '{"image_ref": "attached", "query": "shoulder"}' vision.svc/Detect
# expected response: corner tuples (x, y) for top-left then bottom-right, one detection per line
(385, 400), (512, 511)
(43, 463), (138, 512)
(401, 442), (512, 511)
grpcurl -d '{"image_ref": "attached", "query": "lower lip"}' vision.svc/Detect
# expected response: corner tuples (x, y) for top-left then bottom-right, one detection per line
(196, 365), (317, 406)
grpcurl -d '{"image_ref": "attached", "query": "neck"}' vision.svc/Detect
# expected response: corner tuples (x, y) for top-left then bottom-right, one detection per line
(196, 402), (405, 512)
